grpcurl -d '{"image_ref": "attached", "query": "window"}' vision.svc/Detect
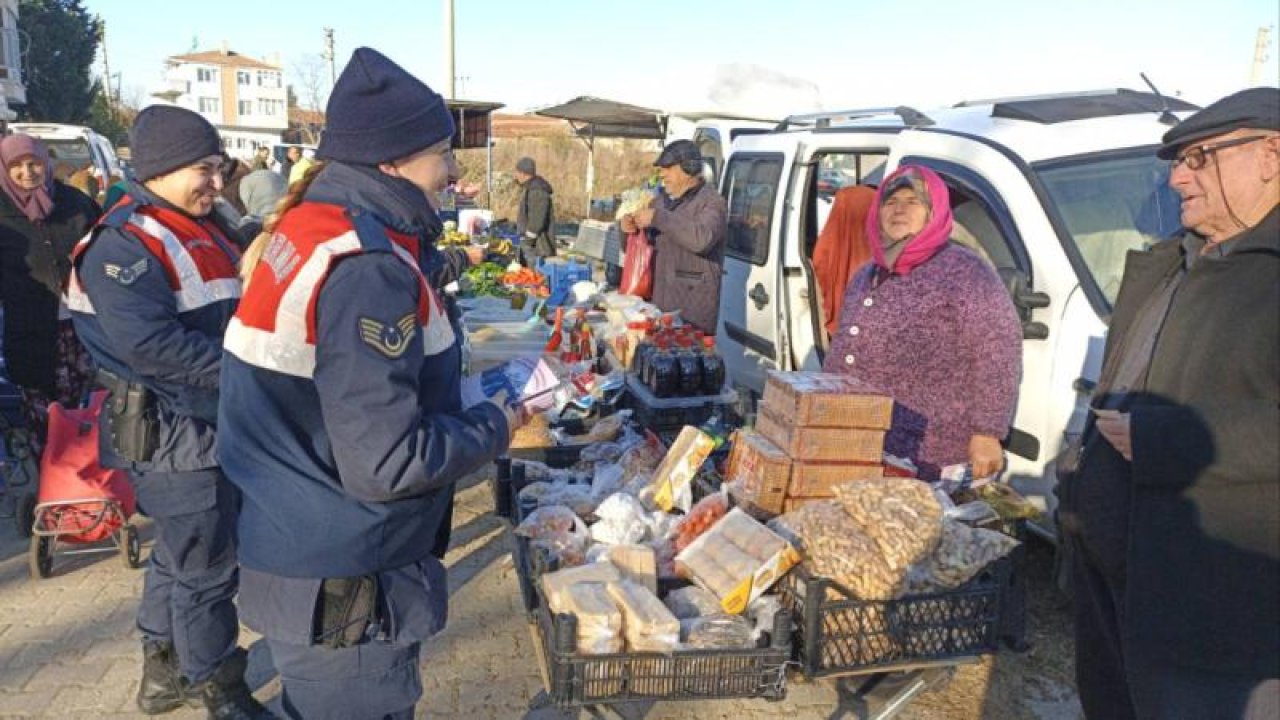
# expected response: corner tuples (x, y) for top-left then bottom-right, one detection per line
(196, 67), (217, 83)
(237, 70), (251, 85)
(722, 154), (784, 265)
(258, 98), (284, 116)
(198, 97), (220, 114)
(238, 100), (253, 116)
(1036, 151), (1179, 306)
(693, 128), (722, 186)
(257, 70), (281, 88)
(805, 151), (888, 258)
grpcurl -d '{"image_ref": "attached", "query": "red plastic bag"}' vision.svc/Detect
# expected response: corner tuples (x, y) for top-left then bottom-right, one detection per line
(36, 391), (135, 542)
(620, 231), (654, 299)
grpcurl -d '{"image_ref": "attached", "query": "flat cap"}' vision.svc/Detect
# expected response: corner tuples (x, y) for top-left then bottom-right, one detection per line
(1157, 87), (1280, 159)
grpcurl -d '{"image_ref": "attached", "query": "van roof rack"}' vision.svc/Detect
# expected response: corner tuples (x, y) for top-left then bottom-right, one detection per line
(955, 89), (1199, 124)
(776, 107), (897, 131)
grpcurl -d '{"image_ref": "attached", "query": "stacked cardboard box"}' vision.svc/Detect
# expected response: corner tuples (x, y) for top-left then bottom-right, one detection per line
(727, 372), (893, 514)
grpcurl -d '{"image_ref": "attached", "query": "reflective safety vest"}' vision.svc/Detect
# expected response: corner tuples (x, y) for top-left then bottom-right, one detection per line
(224, 202), (454, 379)
(66, 196), (242, 315)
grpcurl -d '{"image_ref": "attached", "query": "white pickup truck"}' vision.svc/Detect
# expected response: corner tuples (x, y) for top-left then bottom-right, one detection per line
(712, 89), (1199, 538)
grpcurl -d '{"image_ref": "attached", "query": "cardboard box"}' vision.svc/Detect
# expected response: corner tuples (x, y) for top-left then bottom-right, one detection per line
(788, 462), (884, 497)
(762, 371), (894, 429)
(724, 429), (792, 515)
(756, 406), (885, 462)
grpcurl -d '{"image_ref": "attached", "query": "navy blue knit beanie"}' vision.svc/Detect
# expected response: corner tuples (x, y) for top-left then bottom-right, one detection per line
(318, 47), (455, 165)
(129, 105), (223, 182)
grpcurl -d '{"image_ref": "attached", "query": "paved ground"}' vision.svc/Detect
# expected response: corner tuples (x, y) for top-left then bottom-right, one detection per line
(0, 470), (1083, 719)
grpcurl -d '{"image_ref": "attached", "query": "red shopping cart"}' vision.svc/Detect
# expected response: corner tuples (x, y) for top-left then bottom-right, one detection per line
(28, 391), (141, 579)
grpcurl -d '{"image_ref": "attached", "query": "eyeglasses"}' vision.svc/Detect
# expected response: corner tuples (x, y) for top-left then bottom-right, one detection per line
(1170, 135), (1268, 171)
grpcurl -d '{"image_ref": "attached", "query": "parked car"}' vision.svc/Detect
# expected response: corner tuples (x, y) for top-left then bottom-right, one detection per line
(713, 89), (1199, 539)
(7, 122), (124, 188)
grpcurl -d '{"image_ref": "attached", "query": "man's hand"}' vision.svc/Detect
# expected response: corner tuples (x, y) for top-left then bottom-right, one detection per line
(465, 245), (485, 266)
(619, 214), (638, 234)
(633, 207), (656, 229)
(487, 389), (529, 440)
(1094, 410), (1132, 461)
(968, 434), (1005, 479)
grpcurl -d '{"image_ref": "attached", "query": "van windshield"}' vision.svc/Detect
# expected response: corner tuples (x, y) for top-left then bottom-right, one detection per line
(1034, 150), (1182, 306)
(41, 138), (94, 179)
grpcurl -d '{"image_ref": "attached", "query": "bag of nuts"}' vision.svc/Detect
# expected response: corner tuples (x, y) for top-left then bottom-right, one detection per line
(831, 477), (944, 573)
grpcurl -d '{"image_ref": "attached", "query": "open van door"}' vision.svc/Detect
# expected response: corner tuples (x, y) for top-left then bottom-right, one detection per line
(715, 136), (798, 397)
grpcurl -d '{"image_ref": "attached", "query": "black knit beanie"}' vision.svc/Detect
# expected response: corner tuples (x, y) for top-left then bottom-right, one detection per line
(129, 105), (223, 182)
(318, 47), (455, 165)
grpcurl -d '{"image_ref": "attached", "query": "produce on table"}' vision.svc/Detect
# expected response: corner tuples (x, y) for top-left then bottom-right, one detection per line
(905, 519), (1020, 593)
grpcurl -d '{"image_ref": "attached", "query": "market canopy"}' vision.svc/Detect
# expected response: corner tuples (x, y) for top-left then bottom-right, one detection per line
(446, 99), (505, 201)
(534, 96), (668, 140)
(534, 96), (669, 215)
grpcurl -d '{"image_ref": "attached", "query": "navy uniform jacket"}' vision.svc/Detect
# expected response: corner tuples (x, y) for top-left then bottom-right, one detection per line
(218, 163), (509, 645)
(66, 187), (241, 475)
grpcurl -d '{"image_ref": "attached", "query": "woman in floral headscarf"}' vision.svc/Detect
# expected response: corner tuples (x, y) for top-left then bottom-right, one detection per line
(0, 133), (101, 450)
(823, 165), (1022, 482)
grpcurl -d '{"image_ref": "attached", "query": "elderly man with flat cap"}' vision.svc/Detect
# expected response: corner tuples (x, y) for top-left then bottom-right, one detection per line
(621, 140), (728, 333)
(1061, 87), (1279, 720)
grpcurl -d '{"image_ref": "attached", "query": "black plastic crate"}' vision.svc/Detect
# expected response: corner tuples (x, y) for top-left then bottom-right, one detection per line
(533, 599), (792, 708)
(778, 547), (1024, 678)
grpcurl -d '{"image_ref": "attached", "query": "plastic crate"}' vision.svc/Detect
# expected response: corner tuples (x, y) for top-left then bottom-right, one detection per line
(622, 375), (737, 434)
(777, 546), (1025, 678)
(512, 525), (793, 707)
(537, 259), (593, 298)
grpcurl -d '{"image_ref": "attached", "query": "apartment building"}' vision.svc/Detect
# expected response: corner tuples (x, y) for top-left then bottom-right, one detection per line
(0, 0), (26, 123)
(153, 47), (288, 161)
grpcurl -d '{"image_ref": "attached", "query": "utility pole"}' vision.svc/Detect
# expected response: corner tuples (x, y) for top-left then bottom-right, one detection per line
(323, 28), (336, 87)
(1250, 26), (1274, 86)
(444, 0), (455, 99)
(98, 21), (113, 107)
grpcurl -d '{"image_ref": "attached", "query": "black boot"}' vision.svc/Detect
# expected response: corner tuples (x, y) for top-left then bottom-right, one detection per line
(136, 641), (200, 715)
(193, 648), (273, 720)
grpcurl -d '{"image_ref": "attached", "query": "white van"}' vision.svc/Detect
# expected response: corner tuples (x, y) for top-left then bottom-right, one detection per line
(713, 90), (1199, 538)
(8, 122), (124, 184)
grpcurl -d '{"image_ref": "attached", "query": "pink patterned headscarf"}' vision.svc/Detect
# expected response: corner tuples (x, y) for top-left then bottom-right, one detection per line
(0, 133), (55, 222)
(866, 165), (953, 276)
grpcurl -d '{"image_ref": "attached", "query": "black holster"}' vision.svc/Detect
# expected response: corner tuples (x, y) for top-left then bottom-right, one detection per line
(97, 369), (160, 463)
(313, 575), (381, 649)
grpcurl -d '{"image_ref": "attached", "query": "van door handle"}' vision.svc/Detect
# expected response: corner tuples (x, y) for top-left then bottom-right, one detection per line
(749, 283), (769, 310)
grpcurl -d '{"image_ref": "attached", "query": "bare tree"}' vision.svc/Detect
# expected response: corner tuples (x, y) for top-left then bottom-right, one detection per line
(289, 54), (328, 144)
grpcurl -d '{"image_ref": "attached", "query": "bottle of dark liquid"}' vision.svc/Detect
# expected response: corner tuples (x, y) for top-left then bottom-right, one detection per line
(647, 339), (679, 398)
(632, 320), (656, 383)
(676, 336), (703, 397)
(700, 336), (725, 395)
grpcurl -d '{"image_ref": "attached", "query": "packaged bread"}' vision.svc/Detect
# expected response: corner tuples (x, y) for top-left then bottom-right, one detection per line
(650, 426), (718, 512)
(606, 545), (657, 595)
(724, 429), (791, 515)
(675, 508), (800, 613)
(554, 582), (623, 655)
(605, 581), (680, 652)
(762, 371), (893, 429)
(542, 561), (622, 611)
(832, 477), (943, 572)
(756, 406), (885, 462)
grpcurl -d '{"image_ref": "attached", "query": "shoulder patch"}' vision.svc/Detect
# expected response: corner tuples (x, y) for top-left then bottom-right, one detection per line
(358, 312), (417, 359)
(104, 258), (149, 286)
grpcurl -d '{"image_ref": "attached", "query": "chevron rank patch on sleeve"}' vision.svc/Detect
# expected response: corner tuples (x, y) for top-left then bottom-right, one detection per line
(104, 258), (150, 286)
(358, 313), (417, 359)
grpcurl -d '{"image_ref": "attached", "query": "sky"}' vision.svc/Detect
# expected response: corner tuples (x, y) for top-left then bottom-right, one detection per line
(86, 0), (1278, 117)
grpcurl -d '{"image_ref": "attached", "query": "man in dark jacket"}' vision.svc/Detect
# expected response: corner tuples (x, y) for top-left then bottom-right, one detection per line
(514, 156), (555, 265)
(622, 140), (728, 333)
(1062, 87), (1279, 719)
(66, 106), (268, 719)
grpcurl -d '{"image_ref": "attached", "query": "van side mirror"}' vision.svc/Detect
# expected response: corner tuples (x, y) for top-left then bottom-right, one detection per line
(999, 268), (1051, 341)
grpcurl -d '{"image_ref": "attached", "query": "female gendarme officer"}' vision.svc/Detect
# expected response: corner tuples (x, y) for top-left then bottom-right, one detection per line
(218, 47), (521, 719)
